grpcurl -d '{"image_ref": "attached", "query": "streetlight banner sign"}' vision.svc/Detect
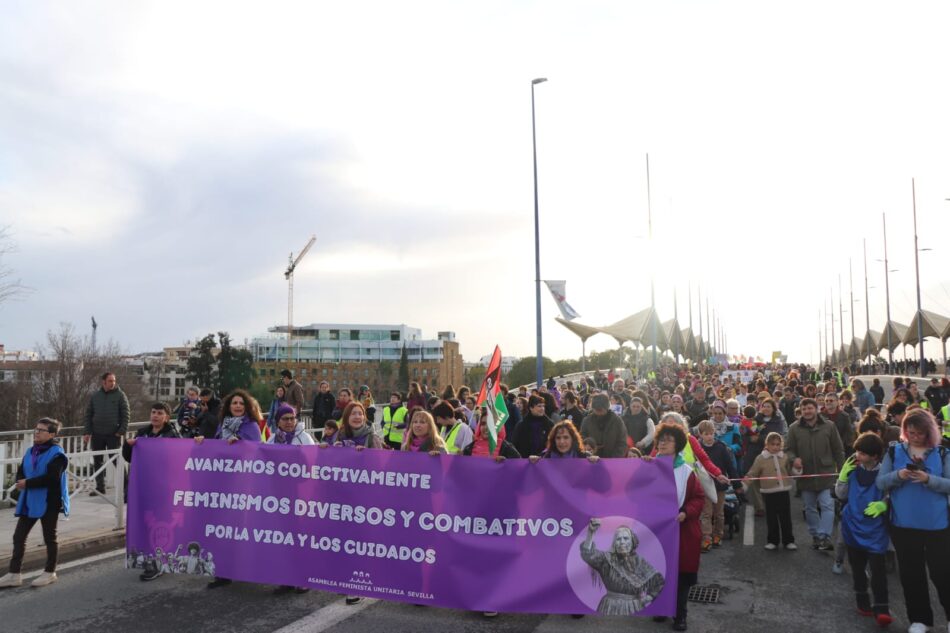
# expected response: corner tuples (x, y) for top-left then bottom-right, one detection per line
(544, 280), (581, 321)
(126, 439), (680, 616)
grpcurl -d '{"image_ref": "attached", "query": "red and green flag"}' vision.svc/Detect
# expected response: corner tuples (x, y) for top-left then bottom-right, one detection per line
(475, 345), (509, 453)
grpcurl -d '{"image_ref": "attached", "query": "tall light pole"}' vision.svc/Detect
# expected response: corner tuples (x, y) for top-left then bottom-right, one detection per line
(882, 213), (894, 370)
(698, 285), (704, 360)
(849, 259), (856, 364)
(673, 288), (680, 362)
(863, 240), (870, 364)
(911, 178), (926, 376)
(646, 153), (657, 371)
(838, 274), (845, 366)
(531, 77), (547, 388)
(818, 309), (823, 366)
(829, 288), (836, 363)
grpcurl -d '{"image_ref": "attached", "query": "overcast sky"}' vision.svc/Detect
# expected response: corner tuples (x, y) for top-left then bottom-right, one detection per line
(3, 1), (950, 366)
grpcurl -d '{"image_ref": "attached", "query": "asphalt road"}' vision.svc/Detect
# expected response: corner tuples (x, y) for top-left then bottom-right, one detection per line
(0, 495), (943, 633)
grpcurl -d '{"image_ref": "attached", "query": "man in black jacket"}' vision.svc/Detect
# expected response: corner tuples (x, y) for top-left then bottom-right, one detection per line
(82, 372), (130, 495)
(311, 380), (336, 426)
(195, 389), (221, 439)
(123, 403), (181, 465)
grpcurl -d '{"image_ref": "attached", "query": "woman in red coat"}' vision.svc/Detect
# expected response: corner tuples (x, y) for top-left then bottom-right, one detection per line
(653, 422), (705, 631)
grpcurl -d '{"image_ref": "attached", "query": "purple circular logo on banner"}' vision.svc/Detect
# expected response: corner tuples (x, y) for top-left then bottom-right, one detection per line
(565, 515), (667, 613)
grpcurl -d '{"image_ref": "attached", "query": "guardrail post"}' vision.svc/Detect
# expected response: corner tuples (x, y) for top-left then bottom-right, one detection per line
(115, 451), (125, 530)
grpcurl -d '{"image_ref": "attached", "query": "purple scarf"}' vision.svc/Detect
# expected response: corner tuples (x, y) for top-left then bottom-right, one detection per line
(30, 441), (55, 469)
(275, 428), (296, 444)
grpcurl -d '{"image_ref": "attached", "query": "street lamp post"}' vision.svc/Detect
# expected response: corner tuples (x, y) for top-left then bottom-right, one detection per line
(646, 154), (656, 371)
(911, 178), (926, 376)
(882, 213), (894, 371)
(531, 77), (547, 388)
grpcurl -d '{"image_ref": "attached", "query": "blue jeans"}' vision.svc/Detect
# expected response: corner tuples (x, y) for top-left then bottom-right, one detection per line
(801, 488), (835, 539)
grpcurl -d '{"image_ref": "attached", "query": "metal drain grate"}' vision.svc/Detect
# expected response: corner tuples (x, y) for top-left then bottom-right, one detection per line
(687, 585), (721, 604)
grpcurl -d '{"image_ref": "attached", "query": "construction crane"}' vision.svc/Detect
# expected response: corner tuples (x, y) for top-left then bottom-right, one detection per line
(284, 235), (316, 363)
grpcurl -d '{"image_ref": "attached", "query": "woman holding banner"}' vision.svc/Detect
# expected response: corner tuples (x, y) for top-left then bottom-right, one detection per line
(194, 390), (263, 590)
(334, 402), (383, 450)
(401, 410), (447, 455)
(528, 422), (599, 462)
(335, 401), (385, 605)
(653, 422), (705, 631)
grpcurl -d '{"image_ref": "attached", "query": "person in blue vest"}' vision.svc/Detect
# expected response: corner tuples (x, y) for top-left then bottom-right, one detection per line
(381, 391), (409, 449)
(835, 432), (893, 628)
(0, 417), (69, 589)
(876, 408), (950, 633)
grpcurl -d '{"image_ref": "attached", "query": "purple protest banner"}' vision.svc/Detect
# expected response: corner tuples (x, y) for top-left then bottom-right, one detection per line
(126, 439), (680, 616)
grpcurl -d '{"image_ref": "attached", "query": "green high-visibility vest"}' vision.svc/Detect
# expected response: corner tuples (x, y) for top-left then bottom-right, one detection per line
(382, 405), (408, 443)
(442, 423), (464, 455)
(941, 404), (950, 421)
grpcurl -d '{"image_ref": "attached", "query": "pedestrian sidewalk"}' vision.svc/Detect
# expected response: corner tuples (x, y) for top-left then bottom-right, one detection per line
(0, 494), (126, 571)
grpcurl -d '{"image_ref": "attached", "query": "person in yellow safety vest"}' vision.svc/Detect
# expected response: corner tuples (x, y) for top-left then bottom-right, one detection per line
(381, 392), (409, 449)
(834, 371), (844, 388)
(431, 401), (473, 455)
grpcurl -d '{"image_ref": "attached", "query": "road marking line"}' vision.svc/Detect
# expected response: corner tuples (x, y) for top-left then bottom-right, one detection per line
(743, 504), (755, 546)
(22, 548), (125, 580)
(272, 597), (378, 633)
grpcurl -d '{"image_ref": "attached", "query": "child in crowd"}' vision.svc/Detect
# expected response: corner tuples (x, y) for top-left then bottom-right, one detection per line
(176, 386), (201, 434)
(697, 420), (738, 552)
(835, 433), (893, 628)
(744, 432), (800, 550)
(321, 420), (340, 445)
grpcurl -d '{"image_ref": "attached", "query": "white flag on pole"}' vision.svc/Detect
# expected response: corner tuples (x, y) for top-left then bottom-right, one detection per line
(543, 280), (581, 321)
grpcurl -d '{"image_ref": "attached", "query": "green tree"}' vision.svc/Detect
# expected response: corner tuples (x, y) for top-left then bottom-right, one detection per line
(553, 358), (581, 376)
(465, 365), (487, 390)
(186, 334), (217, 391)
(505, 356), (557, 388)
(249, 382), (274, 412)
(217, 331), (255, 394)
(398, 344), (409, 390)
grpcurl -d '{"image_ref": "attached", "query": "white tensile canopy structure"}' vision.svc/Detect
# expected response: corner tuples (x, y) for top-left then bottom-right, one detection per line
(680, 326), (697, 361)
(902, 310), (950, 369)
(877, 321), (909, 354)
(661, 318), (685, 360)
(555, 317), (605, 373)
(598, 307), (668, 350)
(555, 306), (711, 371)
(861, 330), (882, 360)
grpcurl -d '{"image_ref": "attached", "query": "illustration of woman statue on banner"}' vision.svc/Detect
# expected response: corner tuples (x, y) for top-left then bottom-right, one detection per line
(580, 518), (665, 614)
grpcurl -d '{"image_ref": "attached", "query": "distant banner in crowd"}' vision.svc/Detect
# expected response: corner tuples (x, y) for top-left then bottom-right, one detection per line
(720, 369), (773, 383)
(127, 439), (680, 616)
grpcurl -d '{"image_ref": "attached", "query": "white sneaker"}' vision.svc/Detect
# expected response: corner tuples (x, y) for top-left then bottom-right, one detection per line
(0, 572), (23, 588)
(907, 623), (928, 633)
(785, 543), (798, 551)
(31, 571), (57, 587)
(832, 561), (844, 574)
(764, 543), (777, 551)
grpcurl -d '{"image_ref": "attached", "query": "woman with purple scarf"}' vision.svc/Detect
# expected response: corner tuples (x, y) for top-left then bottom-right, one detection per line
(266, 404), (314, 446)
(194, 389), (262, 590)
(334, 401), (383, 605)
(529, 421), (600, 463)
(334, 402), (383, 450)
(0, 417), (69, 589)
